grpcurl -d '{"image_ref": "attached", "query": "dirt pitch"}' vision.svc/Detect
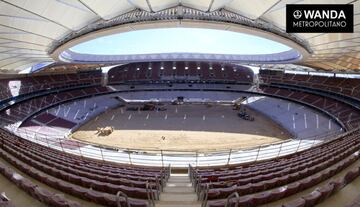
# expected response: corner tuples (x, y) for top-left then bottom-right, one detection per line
(70, 104), (291, 152)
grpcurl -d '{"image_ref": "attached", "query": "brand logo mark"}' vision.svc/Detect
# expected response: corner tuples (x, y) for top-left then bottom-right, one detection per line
(293, 10), (302, 19)
(286, 4), (353, 33)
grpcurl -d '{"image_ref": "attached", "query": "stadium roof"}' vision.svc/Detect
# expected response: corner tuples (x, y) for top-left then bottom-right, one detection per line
(0, 0), (359, 73)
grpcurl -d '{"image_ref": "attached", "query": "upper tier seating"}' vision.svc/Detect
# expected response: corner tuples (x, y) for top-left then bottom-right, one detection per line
(259, 70), (360, 100)
(108, 61), (254, 84)
(0, 70), (102, 102)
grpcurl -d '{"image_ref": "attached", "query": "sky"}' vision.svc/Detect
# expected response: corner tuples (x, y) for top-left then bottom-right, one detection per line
(71, 28), (291, 55)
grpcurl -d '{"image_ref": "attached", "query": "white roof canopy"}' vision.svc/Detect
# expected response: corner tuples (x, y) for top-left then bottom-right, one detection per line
(0, 0), (358, 73)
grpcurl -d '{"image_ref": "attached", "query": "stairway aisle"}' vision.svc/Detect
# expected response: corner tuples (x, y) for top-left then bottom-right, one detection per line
(156, 173), (201, 207)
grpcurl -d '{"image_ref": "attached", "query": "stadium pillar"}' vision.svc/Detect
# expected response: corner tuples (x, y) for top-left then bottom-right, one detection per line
(161, 150), (164, 167)
(277, 143), (283, 157)
(128, 151), (132, 165)
(195, 151), (198, 167)
(102, 70), (108, 86)
(227, 149), (232, 165)
(296, 139), (302, 152)
(100, 147), (104, 161)
(77, 142), (83, 157)
(59, 139), (64, 152)
(255, 146), (261, 161)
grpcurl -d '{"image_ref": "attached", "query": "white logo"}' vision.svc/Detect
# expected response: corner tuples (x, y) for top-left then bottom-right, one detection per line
(293, 10), (302, 19)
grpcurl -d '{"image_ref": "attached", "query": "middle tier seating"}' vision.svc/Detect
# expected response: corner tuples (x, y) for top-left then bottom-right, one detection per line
(0, 86), (110, 126)
(0, 70), (102, 102)
(260, 85), (360, 130)
(259, 70), (360, 101)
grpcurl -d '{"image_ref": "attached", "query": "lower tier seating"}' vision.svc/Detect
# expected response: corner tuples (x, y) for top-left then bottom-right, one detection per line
(189, 128), (360, 207)
(0, 161), (80, 207)
(0, 128), (170, 207)
(346, 194), (360, 207)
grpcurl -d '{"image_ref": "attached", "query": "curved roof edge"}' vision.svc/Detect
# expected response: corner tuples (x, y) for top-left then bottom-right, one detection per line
(50, 6), (311, 64)
(59, 49), (302, 65)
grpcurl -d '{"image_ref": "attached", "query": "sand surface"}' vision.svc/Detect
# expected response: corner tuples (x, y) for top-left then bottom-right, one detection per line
(71, 104), (290, 151)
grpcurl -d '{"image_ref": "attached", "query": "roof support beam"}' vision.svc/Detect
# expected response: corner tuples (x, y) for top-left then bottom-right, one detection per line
(0, 0), (72, 30)
(207, 0), (215, 12)
(0, 37), (48, 47)
(0, 23), (55, 40)
(145, 0), (154, 12)
(77, 0), (102, 18)
(257, 0), (281, 19)
(0, 45), (45, 52)
(0, 57), (51, 68)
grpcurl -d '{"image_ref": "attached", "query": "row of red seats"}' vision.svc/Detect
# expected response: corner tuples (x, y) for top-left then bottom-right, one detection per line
(259, 71), (360, 100)
(206, 136), (359, 200)
(196, 139), (351, 189)
(346, 192), (360, 207)
(108, 61), (254, 84)
(0, 129), (169, 206)
(189, 129), (360, 207)
(0, 71), (102, 101)
(2, 144), (157, 201)
(0, 148), (138, 207)
(260, 86), (360, 130)
(0, 86), (110, 126)
(208, 154), (358, 207)
(2, 136), (163, 190)
(0, 129), (167, 180)
(0, 190), (14, 207)
(0, 161), (81, 207)
(282, 162), (360, 207)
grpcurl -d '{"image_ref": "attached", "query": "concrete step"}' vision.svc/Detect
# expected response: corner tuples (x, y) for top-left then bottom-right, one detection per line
(164, 186), (194, 193)
(166, 182), (193, 187)
(168, 178), (190, 183)
(168, 176), (190, 182)
(156, 201), (201, 207)
(160, 192), (198, 202)
(158, 174), (200, 207)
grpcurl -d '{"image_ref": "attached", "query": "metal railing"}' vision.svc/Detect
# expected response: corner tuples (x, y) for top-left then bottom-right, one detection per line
(10, 127), (344, 168)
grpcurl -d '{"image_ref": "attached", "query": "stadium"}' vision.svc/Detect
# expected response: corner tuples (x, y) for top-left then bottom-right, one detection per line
(0, 1), (359, 207)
